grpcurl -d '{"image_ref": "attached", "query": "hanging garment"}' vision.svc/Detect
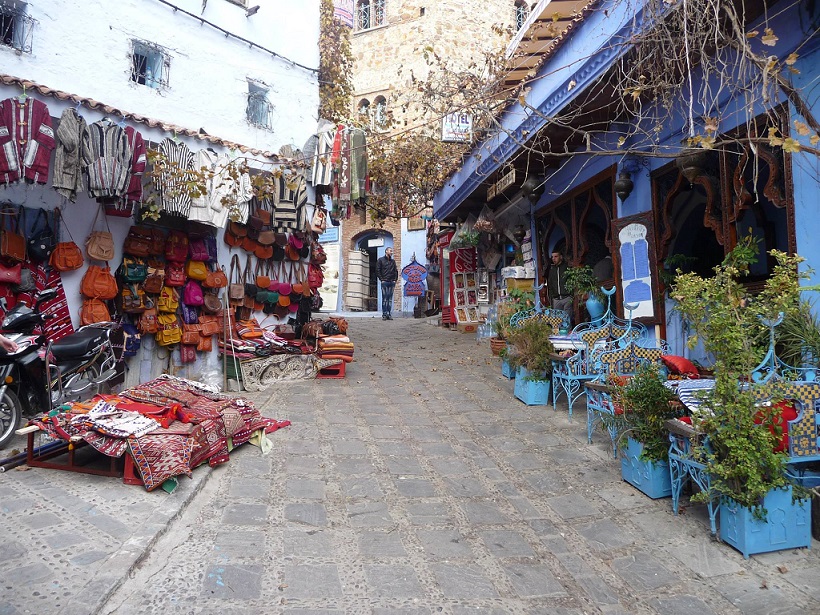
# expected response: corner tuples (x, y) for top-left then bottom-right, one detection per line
(52, 108), (87, 201)
(349, 127), (367, 202)
(122, 126), (147, 207)
(0, 97), (56, 185)
(306, 119), (336, 186)
(82, 120), (132, 200)
(157, 138), (195, 217)
(189, 148), (224, 226)
(274, 171), (307, 232)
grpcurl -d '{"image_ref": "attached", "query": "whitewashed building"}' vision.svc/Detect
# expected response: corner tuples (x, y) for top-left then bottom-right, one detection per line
(0, 0), (319, 385)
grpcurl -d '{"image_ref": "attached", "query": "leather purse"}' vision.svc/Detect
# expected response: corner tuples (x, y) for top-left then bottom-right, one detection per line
(228, 254), (244, 303)
(11, 266), (34, 293)
(85, 206), (115, 262)
(80, 298), (111, 325)
(0, 262), (22, 285)
(50, 208), (84, 272)
(204, 264), (228, 289)
(255, 258), (271, 289)
(28, 208), (56, 264)
(186, 260), (208, 281)
(1, 206), (26, 263)
(123, 226), (154, 257)
(165, 261), (186, 287)
(81, 265), (118, 300)
(243, 254), (257, 300)
(202, 292), (223, 314)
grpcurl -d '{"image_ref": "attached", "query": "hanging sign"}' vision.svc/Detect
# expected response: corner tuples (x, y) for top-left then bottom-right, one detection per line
(402, 259), (428, 297)
(486, 168), (516, 201)
(441, 113), (473, 143)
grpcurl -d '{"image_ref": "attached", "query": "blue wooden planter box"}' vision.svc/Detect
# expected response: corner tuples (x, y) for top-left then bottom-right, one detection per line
(501, 358), (515, 379)
(514, 367), (551, 405)
(719, 485), (812, 559)
(620, 437), (672, 499)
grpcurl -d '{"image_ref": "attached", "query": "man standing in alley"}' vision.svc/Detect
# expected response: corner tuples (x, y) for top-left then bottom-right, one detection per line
(548, 249), (573, 321)
(377, 247), (398, 320)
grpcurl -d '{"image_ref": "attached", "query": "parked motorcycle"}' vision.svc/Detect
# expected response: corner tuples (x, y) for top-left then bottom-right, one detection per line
(0, 289), (119, 448)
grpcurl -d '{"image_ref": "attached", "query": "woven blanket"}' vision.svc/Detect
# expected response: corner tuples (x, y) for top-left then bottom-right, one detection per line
(128, 433), (194, 491)
(240, 355), (342, 391)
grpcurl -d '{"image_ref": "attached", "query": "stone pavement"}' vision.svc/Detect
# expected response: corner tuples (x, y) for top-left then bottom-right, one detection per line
(1, 316), (818, 614)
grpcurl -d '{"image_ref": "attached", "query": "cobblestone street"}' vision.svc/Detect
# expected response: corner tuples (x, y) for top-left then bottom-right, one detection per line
(2, 316), (819, 614)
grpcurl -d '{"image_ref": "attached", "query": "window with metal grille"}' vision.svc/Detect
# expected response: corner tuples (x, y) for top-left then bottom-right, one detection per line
(515, 1), (529, 31)
(130, 40), (170, 89)
(356, 0), (385, 31)
(0, 1), (35, 54)
(358, 98), (370, 119)
(247, 82), (273, 129)
(373, 95), (387, 129)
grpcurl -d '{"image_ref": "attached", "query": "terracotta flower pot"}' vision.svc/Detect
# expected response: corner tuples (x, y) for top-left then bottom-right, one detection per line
(489, 337), (505, 356)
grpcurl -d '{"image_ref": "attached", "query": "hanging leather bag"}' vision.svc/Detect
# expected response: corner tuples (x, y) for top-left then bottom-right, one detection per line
(203, 263), (228, 289)
(202, 291), (223, 314)
(165, 260), (186, 287)
(85, 205), (115, 262)
(0, 262), (22, 285)
(139, 307), (159, 335)
(255, 258), (271, 289)
(165, 230), (189, 262)
(11, 266), (35, 294)
(123, 226), (154, 257)
(183, 279), (204, 306)
(143, 259), (165, 295)
(80, 298), (111, 325)
(50, 208), (84, 272)
(243, 254), (257, 300)
(185, 260), (208, 281)
(228, 254), (244, 303)
(1, 206), (26, 263)
(81, 264), (118, 299)
(28, 208), (56, 264)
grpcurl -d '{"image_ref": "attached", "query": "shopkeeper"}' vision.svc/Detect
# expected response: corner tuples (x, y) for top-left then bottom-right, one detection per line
(547, 250), (573, 318)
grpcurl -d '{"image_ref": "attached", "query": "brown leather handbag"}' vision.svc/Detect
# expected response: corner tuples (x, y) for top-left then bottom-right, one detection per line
(204, 264), (228, 289)
(228, 254), (244, 303)
(81, 265), (118, 300)
(1, 206), (26, 263)
(80, 298), (111, 325)
(50, 208), (84, 272)
(85, 206), (115, 262)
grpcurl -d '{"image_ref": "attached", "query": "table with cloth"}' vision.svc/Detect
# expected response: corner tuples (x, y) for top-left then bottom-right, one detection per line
(25, 375), (290, 491)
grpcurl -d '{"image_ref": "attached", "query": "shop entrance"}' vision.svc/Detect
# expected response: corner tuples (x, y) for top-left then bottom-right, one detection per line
(351, 231), (394, 312)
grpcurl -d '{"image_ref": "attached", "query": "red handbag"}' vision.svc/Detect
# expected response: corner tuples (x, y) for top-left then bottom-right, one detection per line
(0, 262), (22, 285)
(165, 261), (186, 287)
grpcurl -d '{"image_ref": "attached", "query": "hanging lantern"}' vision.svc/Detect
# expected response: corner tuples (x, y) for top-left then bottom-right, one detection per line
(614, 171), (634, 201)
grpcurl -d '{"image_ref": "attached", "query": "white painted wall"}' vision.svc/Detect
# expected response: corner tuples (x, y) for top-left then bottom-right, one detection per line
(0, 0), (319, 386)
(1, 0), (319, 150)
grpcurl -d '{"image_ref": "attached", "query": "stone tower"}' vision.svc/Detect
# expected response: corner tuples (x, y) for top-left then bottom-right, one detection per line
(341, 0), (521, 313)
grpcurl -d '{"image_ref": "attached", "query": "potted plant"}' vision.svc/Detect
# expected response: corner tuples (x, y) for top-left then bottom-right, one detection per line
(494, 288), (534, 374)
(507, 317), (555, 405)
(608, 363), (680, 498)
(671, 236), (812, 557)
(564, 264), (605, 321)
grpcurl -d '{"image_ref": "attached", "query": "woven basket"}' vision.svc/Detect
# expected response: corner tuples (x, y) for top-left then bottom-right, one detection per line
(489, 337), (506, 356)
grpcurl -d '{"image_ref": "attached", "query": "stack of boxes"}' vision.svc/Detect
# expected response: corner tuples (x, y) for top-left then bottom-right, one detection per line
(345, 250), (370, 311)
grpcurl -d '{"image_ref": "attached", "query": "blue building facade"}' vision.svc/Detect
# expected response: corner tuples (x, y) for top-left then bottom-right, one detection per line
(433, 0), (820, 356)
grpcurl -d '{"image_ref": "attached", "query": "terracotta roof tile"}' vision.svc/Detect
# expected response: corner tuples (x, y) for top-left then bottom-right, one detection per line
(0, 73), (290, 163)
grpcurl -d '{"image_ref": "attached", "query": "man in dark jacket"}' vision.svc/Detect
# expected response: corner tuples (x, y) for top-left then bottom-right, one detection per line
(376, 247), (398, 320)
(547, 249), (572, 321)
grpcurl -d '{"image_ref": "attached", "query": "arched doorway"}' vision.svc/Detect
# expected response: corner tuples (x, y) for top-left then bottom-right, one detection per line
(350, 230), (394, 312)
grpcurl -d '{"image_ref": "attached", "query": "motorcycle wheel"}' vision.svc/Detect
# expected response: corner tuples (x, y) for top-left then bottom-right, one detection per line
(52, 362), (101, 406)
(0, 389), (23, 449)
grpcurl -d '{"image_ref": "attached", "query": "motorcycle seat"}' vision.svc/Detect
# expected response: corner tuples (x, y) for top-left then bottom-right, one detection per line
(50, 329), (107, 360)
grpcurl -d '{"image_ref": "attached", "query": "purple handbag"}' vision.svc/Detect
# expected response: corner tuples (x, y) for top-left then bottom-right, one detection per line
(181, 301), (199, 325)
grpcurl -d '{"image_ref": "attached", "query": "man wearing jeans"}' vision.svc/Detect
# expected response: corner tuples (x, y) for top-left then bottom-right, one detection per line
(376, 247), (398, 320)
(548, 249), (573, 325)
